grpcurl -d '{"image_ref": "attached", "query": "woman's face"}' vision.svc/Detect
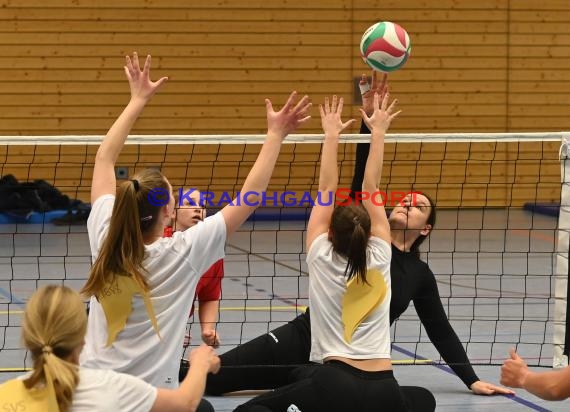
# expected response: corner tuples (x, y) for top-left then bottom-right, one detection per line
(389, 193), (432, 235)
(173, 189), (206, 231)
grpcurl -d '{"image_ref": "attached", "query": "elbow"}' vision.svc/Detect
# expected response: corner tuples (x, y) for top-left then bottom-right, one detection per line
(361, 183), (377, 194)
(319, 185), (336, 194)
(94, 148), (112, 165)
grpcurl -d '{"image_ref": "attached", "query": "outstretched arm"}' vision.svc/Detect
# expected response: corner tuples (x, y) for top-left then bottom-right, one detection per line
(413, 268), (513, 395)
(91, 52), (168, 204)
(350, 70), (388, 199)
(221, 92), (311, 235)
(306, 96), (354, 249)
(359, 92), (400, 243)
(501, 349), (570, 400)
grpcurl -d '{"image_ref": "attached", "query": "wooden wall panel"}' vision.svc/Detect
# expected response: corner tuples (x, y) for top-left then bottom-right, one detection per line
(0, 0), (566, 207)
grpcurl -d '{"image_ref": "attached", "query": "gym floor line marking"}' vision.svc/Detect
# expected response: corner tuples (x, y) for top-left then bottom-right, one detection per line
(392, 345), (549, 412)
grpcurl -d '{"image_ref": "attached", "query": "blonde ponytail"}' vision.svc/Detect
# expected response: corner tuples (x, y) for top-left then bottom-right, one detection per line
(22, 285), (87, 412)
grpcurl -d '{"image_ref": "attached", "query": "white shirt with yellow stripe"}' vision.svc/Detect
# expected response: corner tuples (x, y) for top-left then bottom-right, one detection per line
(307, 234), (392, 363)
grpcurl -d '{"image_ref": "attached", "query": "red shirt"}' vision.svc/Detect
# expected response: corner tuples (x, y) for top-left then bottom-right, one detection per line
(190, 259), (224, 316)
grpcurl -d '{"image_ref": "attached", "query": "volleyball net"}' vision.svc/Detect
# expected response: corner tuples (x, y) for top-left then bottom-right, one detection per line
(0, 132), (567, 374)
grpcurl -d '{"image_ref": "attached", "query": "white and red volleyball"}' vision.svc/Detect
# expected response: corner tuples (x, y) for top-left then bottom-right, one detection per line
(360, 21), (411, 72)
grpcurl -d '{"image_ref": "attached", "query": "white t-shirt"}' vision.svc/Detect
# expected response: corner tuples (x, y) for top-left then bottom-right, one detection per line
(12, 367), (157, 412)
(307, 233), (392, 363)
(81, 194), (226, 388)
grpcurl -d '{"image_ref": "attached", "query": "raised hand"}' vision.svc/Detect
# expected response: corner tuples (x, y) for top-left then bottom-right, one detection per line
(266, 91), (312, 140)
(359, 91), (401, 133)
(360, 70), (388, 116)
(319, 95), (355, 137)
(124, 52), (168, 103)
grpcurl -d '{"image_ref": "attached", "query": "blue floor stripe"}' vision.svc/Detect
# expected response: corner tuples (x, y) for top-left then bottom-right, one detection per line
(0, 287), (25, 306)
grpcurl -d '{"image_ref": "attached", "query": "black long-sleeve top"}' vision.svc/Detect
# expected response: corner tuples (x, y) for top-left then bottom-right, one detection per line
(389, 244), (478, 387)
(354, 121), (478, 388)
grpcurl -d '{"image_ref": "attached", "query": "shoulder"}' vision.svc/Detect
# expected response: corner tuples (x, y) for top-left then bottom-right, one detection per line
(369, 236), (391, 252)
(307, 233), (331, 257)
(368, 236), (392, 263)
(78, 367), (116, 383)
(90, 194), (115, 214)
(87, 194), (115, 230)
(176, 212), (226, 243)
(204, 211), (226, 231)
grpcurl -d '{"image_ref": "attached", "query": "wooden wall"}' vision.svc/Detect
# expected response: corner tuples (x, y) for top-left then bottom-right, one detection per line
(0, 0), (567, 207)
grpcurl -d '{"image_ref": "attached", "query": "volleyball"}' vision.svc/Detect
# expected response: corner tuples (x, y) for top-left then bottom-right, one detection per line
(360, 21), (411, 72)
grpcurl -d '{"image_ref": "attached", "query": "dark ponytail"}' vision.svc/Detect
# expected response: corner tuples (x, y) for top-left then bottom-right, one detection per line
(330, 204), (371, 284)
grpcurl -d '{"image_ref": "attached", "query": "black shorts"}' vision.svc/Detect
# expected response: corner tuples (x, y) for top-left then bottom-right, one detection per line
(234, 360), (435, 412)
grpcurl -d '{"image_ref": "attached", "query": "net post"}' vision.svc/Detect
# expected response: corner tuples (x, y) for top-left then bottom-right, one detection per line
(554, 136), (570, 368)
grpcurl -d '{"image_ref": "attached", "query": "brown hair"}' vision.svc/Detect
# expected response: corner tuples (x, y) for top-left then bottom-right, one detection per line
(22, 285), (87, 412)
(81, 168), (170, 298)
(330, 204), (371, 284)
(409, 193), (437, 258)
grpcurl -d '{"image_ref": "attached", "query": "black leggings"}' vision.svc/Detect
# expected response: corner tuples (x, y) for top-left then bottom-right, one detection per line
(233, 361), (435, 412)
(204, 312), (312, 395)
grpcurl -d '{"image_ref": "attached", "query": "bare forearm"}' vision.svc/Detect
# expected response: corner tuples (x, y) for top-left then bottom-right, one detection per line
(96, 98), (147, 165)
(178, 361), (211, 410)
(198, 300), (219, 330)
(319, 134), (339, 192)
(522, 369), (570, 401)
(363, 129), (385, 193)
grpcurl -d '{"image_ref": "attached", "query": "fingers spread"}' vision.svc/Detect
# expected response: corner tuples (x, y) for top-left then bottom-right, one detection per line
(132, 51), (141, 72)
(331, 95), (338, 113)
(154, 76), (169, 89)
(143, 54), (151, 75)
(281, 91), (298, 113)
(342, 118), (356, 129)
(390, 109), (403, 121)
(292, 94), (310, 114)
(381, 91), (389, 111)
(337, 97), (344, 114)
(386, 98), (398, 114)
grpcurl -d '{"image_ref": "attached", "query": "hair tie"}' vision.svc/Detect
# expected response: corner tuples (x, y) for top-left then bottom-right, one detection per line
(131, 179), (140, 192)
(42, 345), (53, 355)
(353, 217), (360, 226)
